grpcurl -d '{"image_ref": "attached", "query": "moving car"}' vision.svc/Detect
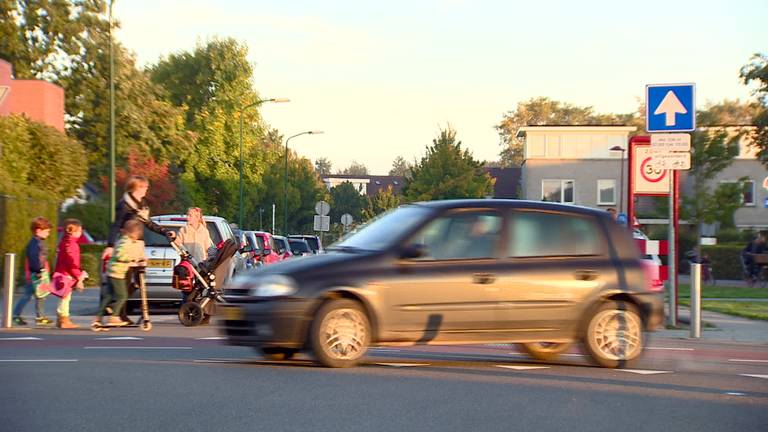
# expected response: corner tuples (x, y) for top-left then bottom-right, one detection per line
(221, 200), (664, 368)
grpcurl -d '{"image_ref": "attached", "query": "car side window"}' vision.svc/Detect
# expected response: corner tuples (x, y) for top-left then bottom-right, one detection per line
(410, 211), (502, 260)
(508, 211), (603, 257)
(206, 221), (223, 245)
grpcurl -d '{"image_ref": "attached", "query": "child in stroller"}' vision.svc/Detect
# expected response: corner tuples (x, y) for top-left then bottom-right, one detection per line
(172, 238), (239, 326)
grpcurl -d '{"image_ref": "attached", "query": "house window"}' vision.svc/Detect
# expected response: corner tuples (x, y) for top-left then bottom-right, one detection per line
(721, 180), (755, 206)
(542, 180), (575, 204)
(597, 179), (616, 205)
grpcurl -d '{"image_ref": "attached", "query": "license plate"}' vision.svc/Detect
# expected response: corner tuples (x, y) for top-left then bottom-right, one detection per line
(223, 306), (244, 320)
(147, 259), (173, 268)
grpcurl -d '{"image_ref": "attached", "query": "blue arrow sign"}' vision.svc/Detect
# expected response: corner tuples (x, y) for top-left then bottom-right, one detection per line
(646, 83), (695, 132)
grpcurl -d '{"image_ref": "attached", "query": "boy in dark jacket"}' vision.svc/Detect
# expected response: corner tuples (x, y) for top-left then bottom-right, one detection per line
(13, 217), (53, 325)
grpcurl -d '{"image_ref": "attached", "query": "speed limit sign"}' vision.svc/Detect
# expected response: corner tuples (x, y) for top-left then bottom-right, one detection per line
(633, 146), (671, 194)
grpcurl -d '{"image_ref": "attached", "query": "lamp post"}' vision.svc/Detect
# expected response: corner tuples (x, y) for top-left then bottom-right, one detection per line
(238, 98), (289, 227)
(610, 145), (627, 215)
(284, 131), (324, 235)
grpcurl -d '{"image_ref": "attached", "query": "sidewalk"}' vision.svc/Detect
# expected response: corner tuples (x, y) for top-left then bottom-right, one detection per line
(657, 305), (768, 344)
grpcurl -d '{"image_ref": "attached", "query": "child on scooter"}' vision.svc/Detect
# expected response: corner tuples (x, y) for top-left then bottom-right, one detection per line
(93, 220), (145, 328)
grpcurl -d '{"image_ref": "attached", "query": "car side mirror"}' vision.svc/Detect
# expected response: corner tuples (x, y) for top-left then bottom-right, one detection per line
(400, 243), (426, 259)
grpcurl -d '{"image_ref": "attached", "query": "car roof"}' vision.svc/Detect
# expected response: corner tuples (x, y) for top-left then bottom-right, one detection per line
(412, 199), (608, 218)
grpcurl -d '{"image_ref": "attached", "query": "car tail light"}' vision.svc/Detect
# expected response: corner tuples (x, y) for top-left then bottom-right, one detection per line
(639, 259), (664, 293)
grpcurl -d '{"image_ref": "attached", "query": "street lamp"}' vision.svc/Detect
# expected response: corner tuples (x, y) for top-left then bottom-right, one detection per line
(284, 130), (324, 235)
(610, 145), (627, 215)
(238, 98), (290, 227)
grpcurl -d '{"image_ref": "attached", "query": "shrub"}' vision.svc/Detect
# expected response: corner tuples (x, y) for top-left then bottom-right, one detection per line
(701, 244), (744, 280)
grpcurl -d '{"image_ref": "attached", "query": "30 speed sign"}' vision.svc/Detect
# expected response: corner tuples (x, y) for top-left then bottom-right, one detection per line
(633, 146), (671, 194)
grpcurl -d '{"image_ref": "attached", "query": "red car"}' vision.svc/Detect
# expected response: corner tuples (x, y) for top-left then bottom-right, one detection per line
(246, 231), (282, 266)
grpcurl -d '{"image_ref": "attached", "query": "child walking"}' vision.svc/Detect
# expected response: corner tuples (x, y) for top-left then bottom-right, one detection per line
(93, 219), (145, 328)
(53, 219), (89, 329)
(13, 217), (53, 325)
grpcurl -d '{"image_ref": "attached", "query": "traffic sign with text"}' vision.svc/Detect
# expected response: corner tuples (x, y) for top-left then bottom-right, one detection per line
(633, 146), (670, 194)
(650, 133), (691, 152)
(650, 152), (691, 170)
(646, 83), (696, 132)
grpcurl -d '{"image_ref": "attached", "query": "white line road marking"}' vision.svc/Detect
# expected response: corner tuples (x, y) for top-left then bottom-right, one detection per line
(94, 337), (143, 340)
(729, 359), (768, 363)
(726, 392), (746, 396)
(194, 359), (244, 363)
(647, 347), (694, 351)
(0, 359), (78, 362)
(84, 346), (192, 350)
(375, 362), (430, 367)
(740, 374), (768, 380)
(619, 369), (673, 375)
(0, 337), (43, 340)
(195, 337), (226, 340)
(495, 365), (550, 371)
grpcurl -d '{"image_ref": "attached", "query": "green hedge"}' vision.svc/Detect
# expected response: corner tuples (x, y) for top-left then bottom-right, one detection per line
(0, 180), (59, 286)
(701, 244), (744, 280)
(79, 244), (104, 288)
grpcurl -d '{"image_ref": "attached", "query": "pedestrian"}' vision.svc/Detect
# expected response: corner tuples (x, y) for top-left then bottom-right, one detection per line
(101, 175), (176, 322)
(174, 207), (213, 263)
(742, 233), (766, 281)
(93, 219), (145, 328)
(52, 219), (89, 329)
(12, 217), (53, 326)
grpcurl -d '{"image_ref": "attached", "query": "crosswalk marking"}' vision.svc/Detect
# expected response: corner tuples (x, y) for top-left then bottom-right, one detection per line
(0, 359), (77, 362)
(647, 347), (694, 351)
(84, 346), (192, 350)
(0, 337), (43, 340)
(94, 337), (143, 340)
(729, 359), (768, 363)
(195, 336), (226, 340)
(375, 362), (430, 367)
(740, 374), (768, 380)
(495, 365), (550, 371)
(619, 369), (673, 375)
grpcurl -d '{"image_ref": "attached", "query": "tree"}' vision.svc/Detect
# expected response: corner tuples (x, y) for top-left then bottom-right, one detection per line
(329, 182), (366, 226)
(362, 186), (401, 221)
(314, 157), (333, 176)
(741, 53), (768, 166)
(258, 152), (327, 233)
(338, 161), (369, 176)
(496, 97), (641, 166)
(150, 38), (273, 220)
(698, 99), (760, 126)
(389, 156), (412, 177)
(681, 128), (744, 255)
(403, 127), (494, 202)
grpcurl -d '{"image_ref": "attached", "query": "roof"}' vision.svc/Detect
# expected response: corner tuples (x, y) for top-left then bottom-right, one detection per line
(516, 125), (637, 138)
(412, 198), (610, 217)
(323, 174), (405, 196)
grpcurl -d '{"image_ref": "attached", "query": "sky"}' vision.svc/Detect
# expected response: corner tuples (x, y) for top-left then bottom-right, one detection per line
(116, 0), (768, 174)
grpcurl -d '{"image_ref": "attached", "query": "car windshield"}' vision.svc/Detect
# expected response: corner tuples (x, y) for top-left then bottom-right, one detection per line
(332, 205), (433, 251)
(304, 237), (320, 251)
(144, 226), (181, 247)
(289, 240), (311, 253)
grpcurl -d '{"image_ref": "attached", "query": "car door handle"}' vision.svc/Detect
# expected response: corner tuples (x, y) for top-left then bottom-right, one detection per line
(574, 270), (598, 281)
(473, 273), (496, 285)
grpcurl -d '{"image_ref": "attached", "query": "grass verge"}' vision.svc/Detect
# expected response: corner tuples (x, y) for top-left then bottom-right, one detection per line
(676, 283), (768, 299)
(679, 299), (768, 321)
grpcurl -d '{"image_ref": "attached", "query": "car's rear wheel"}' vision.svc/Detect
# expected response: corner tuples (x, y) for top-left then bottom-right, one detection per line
(518, 342), (572, 361)
(310, 299), (370, 368)
(583, 301), (644, 368)
(258, 347), (297, 361)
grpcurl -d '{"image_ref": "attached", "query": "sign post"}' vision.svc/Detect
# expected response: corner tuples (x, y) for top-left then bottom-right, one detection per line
(313, 200), (331, 244)
(646, 82), (695, 327)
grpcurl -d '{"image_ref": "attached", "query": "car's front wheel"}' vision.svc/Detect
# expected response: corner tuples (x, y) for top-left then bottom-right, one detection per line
(518, 342), (572, 361)
(310, 299), (370, 368)
(583, 301), (644, 368)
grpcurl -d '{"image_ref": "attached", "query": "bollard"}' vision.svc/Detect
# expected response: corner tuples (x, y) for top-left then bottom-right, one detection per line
(3, 253), (15, 328)
(690, 262), (702, 338)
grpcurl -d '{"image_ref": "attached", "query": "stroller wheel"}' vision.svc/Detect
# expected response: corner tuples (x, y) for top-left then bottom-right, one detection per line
(179, 302), (204, 327)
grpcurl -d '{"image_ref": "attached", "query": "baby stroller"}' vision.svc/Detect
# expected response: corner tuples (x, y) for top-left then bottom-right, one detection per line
(171, 239), (239, 326)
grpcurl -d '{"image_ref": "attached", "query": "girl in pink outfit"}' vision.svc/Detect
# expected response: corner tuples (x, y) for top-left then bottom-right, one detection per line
(53, 219), (88, 329)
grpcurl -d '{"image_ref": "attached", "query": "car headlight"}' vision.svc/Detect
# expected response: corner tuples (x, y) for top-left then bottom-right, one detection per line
(249, 275), (298, 297)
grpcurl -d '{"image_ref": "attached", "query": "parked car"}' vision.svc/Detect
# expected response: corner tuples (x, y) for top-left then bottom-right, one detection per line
(288, 235), (323, 254)
(287, 238), (313, 257)
(272, 235), (293, 260)
(632, 228), (664, 292)
(249, 231), (282, 265)
(120, 215), (247, 310)
(221, 200), (664, 368)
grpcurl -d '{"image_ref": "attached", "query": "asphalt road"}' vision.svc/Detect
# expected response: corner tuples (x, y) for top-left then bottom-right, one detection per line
(1, 318), (767, 432)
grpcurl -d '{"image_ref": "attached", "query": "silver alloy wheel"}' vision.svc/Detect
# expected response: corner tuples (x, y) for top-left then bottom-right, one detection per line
(589, 308), (642, 360)
(320, 308), (367, 361)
